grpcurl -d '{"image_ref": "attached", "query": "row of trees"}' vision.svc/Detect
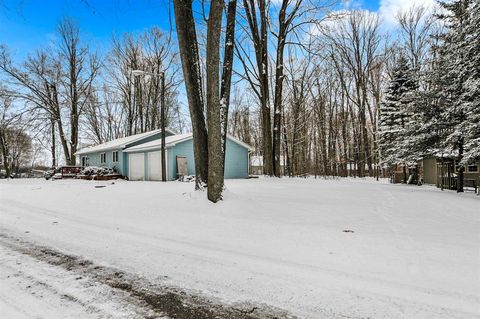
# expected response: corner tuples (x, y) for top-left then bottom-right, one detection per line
(1, 0), (478, 200)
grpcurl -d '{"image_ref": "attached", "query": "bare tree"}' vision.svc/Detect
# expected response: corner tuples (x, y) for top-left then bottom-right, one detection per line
(57, 18), (100, 165)
(0, 18), (99, 166)
(174, 0), (237, 201)
(321, 10), (384, 177)
(173, 0), (209, 189)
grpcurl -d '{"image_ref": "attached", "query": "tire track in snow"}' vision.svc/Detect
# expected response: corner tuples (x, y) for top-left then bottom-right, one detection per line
(0, 232), (293, 319)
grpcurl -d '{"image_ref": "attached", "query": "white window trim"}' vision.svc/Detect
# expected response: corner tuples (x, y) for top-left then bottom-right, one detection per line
(81, 156), (89, 166)
(112, 151), (119, 163)
(100, 152), (106, 164)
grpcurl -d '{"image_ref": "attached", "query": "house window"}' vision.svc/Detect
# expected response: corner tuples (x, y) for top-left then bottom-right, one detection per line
(467, 164), (479, 173)
(81, 156), (89, 167)
(100, 153), (106, 164)
(112, 151), (119, 163)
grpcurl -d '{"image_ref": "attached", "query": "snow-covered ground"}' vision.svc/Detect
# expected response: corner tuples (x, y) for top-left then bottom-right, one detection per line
(0, 178), (479, 318)
(0, 242), (152, 319)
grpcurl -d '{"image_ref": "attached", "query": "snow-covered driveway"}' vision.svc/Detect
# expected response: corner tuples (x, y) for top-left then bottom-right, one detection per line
(0, 178), (479, 318)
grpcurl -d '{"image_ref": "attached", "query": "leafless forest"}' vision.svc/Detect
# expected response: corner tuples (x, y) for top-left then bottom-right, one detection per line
(1, 0), (479, 201)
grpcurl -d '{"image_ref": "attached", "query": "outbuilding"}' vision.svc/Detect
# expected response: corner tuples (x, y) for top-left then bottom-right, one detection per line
(76, 129), (252, 181)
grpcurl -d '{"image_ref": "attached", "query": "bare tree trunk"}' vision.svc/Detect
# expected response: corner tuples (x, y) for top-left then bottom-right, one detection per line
(206, 0), (224, 202)
(272, 0), (288, 177)
(0, 129), (10, 177)
(173, 0), (209, 188)
(51, 116), (56, 168)
(220, 0), (237, 165)
(242, 0), (273, 176)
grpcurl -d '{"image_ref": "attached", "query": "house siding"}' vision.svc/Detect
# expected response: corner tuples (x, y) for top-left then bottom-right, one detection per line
(423, 157), (437, 185)
(167, 139), (196, 180)
(79, 132), (249, 181)
(80, 131), (175, 176)
(83, 150), (124, 175)
(421, 157), (480, 189)
(224, 139), (249, 178)
(167, 138), (249, 180)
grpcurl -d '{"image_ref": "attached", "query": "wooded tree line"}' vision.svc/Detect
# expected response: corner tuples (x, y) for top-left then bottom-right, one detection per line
(0, 18), (182, 171)
(227, 0), (478, 183)
(1, 0), (479, 201)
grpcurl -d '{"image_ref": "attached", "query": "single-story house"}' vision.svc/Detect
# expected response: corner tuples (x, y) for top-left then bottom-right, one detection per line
(421, 156), (479, 190)
(389, 157), (479, 189)
(76, 129), (252, 181)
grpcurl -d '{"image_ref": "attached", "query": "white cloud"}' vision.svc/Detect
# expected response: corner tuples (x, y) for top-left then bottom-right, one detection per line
(378, 0), (436, 25)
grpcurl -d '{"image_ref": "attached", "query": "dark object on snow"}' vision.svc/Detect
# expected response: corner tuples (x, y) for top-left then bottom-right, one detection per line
(342, 229), (355, 233)
(178, 175), (195, 182)
(94, 185), (106, 188)
(44, 169), (57, 180)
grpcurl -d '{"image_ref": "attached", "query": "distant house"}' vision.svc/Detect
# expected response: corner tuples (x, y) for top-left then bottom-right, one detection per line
(421, 156), (479, 191)
(249, 155), (286, 175)
(76, 129), (252, 181)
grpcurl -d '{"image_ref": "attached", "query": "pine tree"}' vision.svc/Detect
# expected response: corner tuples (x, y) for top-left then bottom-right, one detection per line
(461, 0), (480, 164)
(434, 0), (473, 192)
(378, 55), (418, 180)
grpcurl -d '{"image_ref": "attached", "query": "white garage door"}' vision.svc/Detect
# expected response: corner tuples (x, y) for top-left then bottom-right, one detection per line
(148, 151), (162, 181)
(129, 153), (145, 181)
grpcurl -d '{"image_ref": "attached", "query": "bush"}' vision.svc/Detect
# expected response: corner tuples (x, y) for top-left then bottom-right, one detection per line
(80, 166), (117, 176)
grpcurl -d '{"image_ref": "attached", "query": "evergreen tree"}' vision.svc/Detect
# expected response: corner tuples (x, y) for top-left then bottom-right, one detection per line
(433, 0), (474, 192)
(461, 0), (480, 164)
(378, 55), (418, 179)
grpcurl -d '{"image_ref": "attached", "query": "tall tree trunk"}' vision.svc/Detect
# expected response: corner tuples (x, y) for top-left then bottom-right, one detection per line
(173, 0), (209, 188)
(243, 0), (273, 176)
(272, 0), (288, 177)
(51, 116), (56, 168)
(206, 0), (224, 202)
(0, 129), (10, 177)
(220, 0), (237, 165)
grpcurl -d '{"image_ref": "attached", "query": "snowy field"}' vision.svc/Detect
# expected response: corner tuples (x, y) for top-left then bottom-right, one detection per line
(0, 178), (479, 318)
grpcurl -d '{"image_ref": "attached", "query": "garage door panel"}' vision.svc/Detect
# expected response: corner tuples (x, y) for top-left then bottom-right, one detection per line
(148, 151), (162, 181)
(129, 153), (145, 181)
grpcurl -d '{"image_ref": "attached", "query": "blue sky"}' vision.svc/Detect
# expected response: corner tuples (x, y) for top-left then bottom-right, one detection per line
(1, 0), (174, 60)
(0, 0), (387, 60)
(0, 0), (438, 67)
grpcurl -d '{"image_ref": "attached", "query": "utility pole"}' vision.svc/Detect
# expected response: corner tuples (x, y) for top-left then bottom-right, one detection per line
(132, 69), (167, 182)
(160, 72), (166, 182)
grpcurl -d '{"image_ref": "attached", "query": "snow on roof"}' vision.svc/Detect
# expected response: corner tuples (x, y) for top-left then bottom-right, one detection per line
(125, 133), (253, 152)
(125, 133), (193, 152)
(76, 129), (176, 155)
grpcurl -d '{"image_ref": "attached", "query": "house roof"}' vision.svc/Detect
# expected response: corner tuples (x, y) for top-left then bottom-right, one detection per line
(75, 128), (177, 155)
(124, 133), (253, 153)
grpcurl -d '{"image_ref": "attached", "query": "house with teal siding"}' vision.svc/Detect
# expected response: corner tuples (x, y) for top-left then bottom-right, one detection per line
(75, 129), (252, 181)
